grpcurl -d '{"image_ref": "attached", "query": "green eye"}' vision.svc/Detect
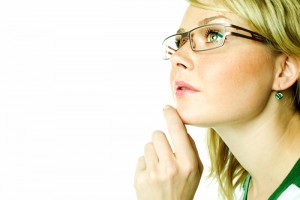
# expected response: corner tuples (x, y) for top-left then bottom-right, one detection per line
(207, 31), (224, 43)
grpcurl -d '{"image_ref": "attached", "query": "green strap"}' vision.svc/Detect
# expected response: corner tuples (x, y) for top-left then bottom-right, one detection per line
(242, 174), (251, 200)
(242, 159), (300, 200)
(269, 159), (300, 199)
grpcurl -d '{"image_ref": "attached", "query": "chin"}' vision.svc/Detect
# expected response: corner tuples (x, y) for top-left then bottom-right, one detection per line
(175, 104), (211, 127)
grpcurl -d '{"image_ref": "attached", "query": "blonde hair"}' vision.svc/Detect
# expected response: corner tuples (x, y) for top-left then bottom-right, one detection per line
(185, 0), (300, 199)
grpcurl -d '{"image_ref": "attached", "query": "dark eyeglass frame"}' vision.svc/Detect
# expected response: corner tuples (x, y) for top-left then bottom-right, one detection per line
(162, 23), (269, 60)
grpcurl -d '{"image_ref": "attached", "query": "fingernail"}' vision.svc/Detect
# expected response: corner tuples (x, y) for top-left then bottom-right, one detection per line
(163, 105), (171, 110)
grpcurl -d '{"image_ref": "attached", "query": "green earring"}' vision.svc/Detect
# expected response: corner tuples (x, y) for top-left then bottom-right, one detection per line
(275, 91), (283, 100)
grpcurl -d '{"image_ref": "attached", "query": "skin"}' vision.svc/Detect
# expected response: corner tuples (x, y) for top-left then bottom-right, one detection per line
(134, 106), (202, 200)
(170, 6), (276, 127)
(135, 4), (300, 200)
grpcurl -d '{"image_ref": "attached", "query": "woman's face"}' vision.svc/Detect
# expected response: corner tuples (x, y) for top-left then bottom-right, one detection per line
(170, 5), (277, 127)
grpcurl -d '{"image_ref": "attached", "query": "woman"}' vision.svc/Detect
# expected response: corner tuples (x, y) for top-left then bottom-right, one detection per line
(134, 0), (300, 199)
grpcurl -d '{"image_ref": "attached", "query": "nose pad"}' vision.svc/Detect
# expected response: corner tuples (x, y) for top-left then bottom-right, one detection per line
(180, 36), (189, 48)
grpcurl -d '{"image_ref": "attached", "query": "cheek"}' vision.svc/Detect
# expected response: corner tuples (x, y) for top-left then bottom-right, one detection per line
(170, 68), (175, 84)
(180, 48), (275, 125)
(205, 47), (274, 94)
(169, 68), (177, 92)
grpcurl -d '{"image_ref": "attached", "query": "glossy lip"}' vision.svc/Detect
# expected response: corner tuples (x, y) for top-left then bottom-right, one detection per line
(174, 81), (200, 97)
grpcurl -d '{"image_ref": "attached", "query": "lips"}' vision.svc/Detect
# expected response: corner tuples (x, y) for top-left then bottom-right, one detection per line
(174, 81), (199, 97)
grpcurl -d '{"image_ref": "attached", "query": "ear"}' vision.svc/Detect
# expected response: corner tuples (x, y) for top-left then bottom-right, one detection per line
(272, 54), (300, 91)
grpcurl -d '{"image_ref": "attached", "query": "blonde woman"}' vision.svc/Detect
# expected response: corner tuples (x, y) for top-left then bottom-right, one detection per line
(134, 0), (300, 199)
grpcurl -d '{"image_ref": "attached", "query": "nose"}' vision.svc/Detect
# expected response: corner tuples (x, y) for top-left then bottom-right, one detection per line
(170, 36), (194, 71)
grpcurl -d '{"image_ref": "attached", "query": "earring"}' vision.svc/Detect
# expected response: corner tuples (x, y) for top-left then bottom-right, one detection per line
(275, 91), (283, 100)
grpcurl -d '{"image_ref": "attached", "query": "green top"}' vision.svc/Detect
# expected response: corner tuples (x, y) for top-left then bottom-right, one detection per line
(242, 159), (300, 200)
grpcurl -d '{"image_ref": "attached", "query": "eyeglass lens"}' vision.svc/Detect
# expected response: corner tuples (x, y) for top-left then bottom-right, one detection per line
(162, 24), (227, 60)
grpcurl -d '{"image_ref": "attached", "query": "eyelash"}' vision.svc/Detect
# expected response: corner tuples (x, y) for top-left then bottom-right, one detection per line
(204, 28), (220, 38)
(173, 28), (224, 49)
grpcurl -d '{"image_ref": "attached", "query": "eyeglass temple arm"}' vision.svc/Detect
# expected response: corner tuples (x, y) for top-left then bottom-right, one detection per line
(227, 24), (268, 42)
(228, 32), (267, 42)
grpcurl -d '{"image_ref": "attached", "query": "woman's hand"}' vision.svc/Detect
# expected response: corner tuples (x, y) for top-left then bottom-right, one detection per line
(134, 105), (203, 200)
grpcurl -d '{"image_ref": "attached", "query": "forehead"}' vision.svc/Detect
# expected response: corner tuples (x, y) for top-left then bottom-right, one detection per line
(179, 5), (249, 31)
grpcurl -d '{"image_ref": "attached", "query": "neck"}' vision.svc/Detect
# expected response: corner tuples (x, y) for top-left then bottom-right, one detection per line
(213, 98), (300, 197)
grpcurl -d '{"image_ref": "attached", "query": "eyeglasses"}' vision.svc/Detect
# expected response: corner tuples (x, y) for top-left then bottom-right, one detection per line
(162, 23), (268, 60)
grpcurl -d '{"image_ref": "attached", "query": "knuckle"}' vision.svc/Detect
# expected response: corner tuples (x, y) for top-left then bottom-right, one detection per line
(181, 160), (198, 175)
(134, 173), (147, 189)
(147, 163), (181, 183)
(166, 165), (179, 178)
(151, 130), (165, 141)
(136, 156), (145, 167)
(148, 169), (159, 180)
(160, 164), (179, 182)
(144, 142), (153, 151)
(137, 156), (144, 162)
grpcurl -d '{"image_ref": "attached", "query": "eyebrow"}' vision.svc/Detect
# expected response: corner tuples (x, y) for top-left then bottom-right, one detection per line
(176, 15), (230, 34)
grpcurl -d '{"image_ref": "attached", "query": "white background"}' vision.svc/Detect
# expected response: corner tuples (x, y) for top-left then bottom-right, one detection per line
(0, 0), (221, 199)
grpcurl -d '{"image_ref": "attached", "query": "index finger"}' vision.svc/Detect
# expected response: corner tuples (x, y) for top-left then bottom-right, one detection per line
(163, 105), (196, 160)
